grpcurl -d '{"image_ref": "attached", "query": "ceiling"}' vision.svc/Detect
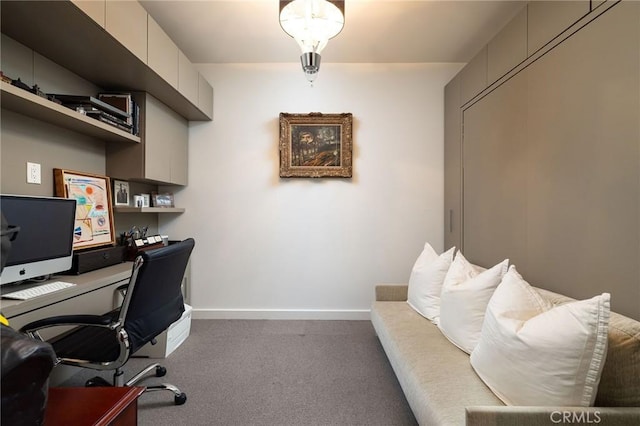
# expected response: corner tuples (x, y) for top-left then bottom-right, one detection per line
(140, 0), (525, 64)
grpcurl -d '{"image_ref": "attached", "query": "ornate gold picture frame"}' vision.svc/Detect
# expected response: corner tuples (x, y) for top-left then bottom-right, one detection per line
(279, 112), (353, 178)
(54, 169), (116, 250)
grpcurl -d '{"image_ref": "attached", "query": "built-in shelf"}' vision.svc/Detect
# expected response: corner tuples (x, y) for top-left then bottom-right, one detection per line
(1, 0), (210, 121)
(1, 82), (141, 144)
(114, 206), (185, 214)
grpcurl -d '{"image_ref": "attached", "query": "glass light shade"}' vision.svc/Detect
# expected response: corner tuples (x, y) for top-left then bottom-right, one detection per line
(279, 0), (345, 55)
(280, 0), (344, 83)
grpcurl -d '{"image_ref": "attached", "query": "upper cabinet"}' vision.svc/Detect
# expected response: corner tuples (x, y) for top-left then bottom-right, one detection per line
(148, 15), (179, 89)
(487, 6), (527, 84)
(179, 51), (200, 107)
(0, 0), (213, 121)
(71, 0), (105, 27)
(198, 74), (214, 120)
(106, 93), (188, 186)
(459, 46), (487, 105)
(105, 0), (149, 64)
(454, 0), (597, 106)
(527, 1), (590, 55)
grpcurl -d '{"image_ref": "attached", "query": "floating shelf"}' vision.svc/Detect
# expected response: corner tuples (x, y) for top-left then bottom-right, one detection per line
(114, 206), (185, 214)
(1, 82), (141, 144)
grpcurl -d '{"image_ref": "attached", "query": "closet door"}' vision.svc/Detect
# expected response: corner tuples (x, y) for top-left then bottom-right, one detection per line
(462, 71), (528, 270)
(444, 76), (462, 251)
(525, 1), (639, 316)
(461, 1), (639, 318)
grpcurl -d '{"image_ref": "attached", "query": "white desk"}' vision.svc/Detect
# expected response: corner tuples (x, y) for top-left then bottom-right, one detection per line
(0, 262), (133, 333)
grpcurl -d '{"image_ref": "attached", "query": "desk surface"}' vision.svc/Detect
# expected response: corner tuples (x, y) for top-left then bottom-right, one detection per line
(45, 386), (145, 426)
(0, 262), (133, 319)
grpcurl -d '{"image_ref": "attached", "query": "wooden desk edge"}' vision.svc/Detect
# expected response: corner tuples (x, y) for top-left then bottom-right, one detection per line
(45, 386), (145, 426)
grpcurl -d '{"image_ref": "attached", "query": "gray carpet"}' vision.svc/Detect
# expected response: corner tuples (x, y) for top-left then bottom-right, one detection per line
(61, 319), (417, 426)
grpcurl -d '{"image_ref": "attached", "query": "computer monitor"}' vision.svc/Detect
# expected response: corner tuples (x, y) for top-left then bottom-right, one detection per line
(0, 194), (76, 286)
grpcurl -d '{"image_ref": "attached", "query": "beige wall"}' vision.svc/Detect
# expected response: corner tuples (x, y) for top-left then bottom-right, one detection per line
(159, 62), (463, 319)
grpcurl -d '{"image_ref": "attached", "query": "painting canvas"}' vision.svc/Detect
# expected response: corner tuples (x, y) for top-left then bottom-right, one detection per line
(279, 112), (353, 178)
(54, 169), (116, 250)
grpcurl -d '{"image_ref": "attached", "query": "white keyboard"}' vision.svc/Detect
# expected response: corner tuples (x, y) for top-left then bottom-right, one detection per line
(2, 281), (76, 300)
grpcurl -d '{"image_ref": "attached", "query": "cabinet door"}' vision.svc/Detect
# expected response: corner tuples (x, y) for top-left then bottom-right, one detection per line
(145, 94), (188, 184)
(198, 74), (214, 119)
(148, 16), (179, 89)
(179, 50), (199, 106)
(462, 70), (528, 269)
(170, 123), (188, 185)
(71, 0), (105, 27)
(105, 0), (148, 63)
(444, 75), (462, 251)
(459, 46), (487, 105)
(487, 5), (527, 85)
(107, 93), (188, 185)
(525, 1), (639, 318)
(527, 0), (590, 55)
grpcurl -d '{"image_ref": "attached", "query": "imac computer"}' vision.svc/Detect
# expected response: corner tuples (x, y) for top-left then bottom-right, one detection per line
(0, 194), (76, 286)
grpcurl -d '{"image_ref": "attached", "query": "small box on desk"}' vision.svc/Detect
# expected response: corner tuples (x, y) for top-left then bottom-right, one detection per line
(68, 245), (126, 274)
(125, 235), (165, 261)
(135, 304), (192, 358)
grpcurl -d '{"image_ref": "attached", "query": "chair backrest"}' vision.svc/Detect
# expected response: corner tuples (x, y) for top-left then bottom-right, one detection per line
(1, 324), (56, 426)
(119, 238), (195, 354)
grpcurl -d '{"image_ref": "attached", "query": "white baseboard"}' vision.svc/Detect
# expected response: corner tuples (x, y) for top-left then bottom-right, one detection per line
(192, 308), (371, 321)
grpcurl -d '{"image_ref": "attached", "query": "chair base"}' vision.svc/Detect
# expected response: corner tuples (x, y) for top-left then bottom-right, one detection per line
(85, 362), (186, 406)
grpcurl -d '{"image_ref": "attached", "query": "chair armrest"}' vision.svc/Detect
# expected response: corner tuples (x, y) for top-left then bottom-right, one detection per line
(375, 284), (408, 301)
(20, 313), (115, 334)
(465, 406), (640, 426)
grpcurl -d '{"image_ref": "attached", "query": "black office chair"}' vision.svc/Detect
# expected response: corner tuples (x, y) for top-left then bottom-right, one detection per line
(21, 238), (195, 405)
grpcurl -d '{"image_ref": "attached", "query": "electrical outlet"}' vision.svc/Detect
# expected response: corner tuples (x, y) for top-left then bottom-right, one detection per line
(27, 162), (41, 184)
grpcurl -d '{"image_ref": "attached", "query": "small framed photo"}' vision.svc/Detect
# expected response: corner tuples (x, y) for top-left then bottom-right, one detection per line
(152, 192), (175, 208)
(113, 179), (130, 206)
(279, 112), (353, 178)
(141, 193), (151, 208)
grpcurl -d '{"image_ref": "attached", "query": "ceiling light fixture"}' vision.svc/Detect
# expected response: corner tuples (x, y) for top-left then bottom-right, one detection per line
(279, 0), (345, 84)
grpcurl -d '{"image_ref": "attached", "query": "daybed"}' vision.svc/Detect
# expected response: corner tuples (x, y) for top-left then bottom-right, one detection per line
(371, 284), (640, 425)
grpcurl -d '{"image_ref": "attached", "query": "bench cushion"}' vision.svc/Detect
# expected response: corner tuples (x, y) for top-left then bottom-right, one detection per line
(371, 301), (503, 425)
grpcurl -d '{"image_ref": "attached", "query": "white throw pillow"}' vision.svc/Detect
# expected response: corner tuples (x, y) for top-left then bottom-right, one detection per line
(406, 243), (455, 323)
(438, 253), (509, 353)
(470, 265), (610, 406)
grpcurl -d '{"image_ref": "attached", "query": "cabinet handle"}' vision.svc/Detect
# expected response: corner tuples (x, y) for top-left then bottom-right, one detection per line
(449, 209), (453, 233)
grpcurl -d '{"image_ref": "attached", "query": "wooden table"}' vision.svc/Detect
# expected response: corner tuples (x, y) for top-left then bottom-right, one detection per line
(45, 386), (145, 426)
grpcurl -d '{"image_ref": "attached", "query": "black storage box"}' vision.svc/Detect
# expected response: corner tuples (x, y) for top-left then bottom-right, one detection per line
(69, 245), (126, 274)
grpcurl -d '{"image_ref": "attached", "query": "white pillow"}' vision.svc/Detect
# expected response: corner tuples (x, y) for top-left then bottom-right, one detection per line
(470, 265), (610, 406)
(406, 243), (455, 323)
(438, 253), (509, 353)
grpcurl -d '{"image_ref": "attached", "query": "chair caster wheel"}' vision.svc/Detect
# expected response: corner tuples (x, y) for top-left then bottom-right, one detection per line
(86, 376), (111, 387)
(174, 393), (187, 405)
(155, 365), (167, 377)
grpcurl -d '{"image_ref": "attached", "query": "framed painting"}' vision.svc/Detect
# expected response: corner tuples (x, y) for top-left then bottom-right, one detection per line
(54, 169), (116, 250)
(279, 112), (353, 178)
